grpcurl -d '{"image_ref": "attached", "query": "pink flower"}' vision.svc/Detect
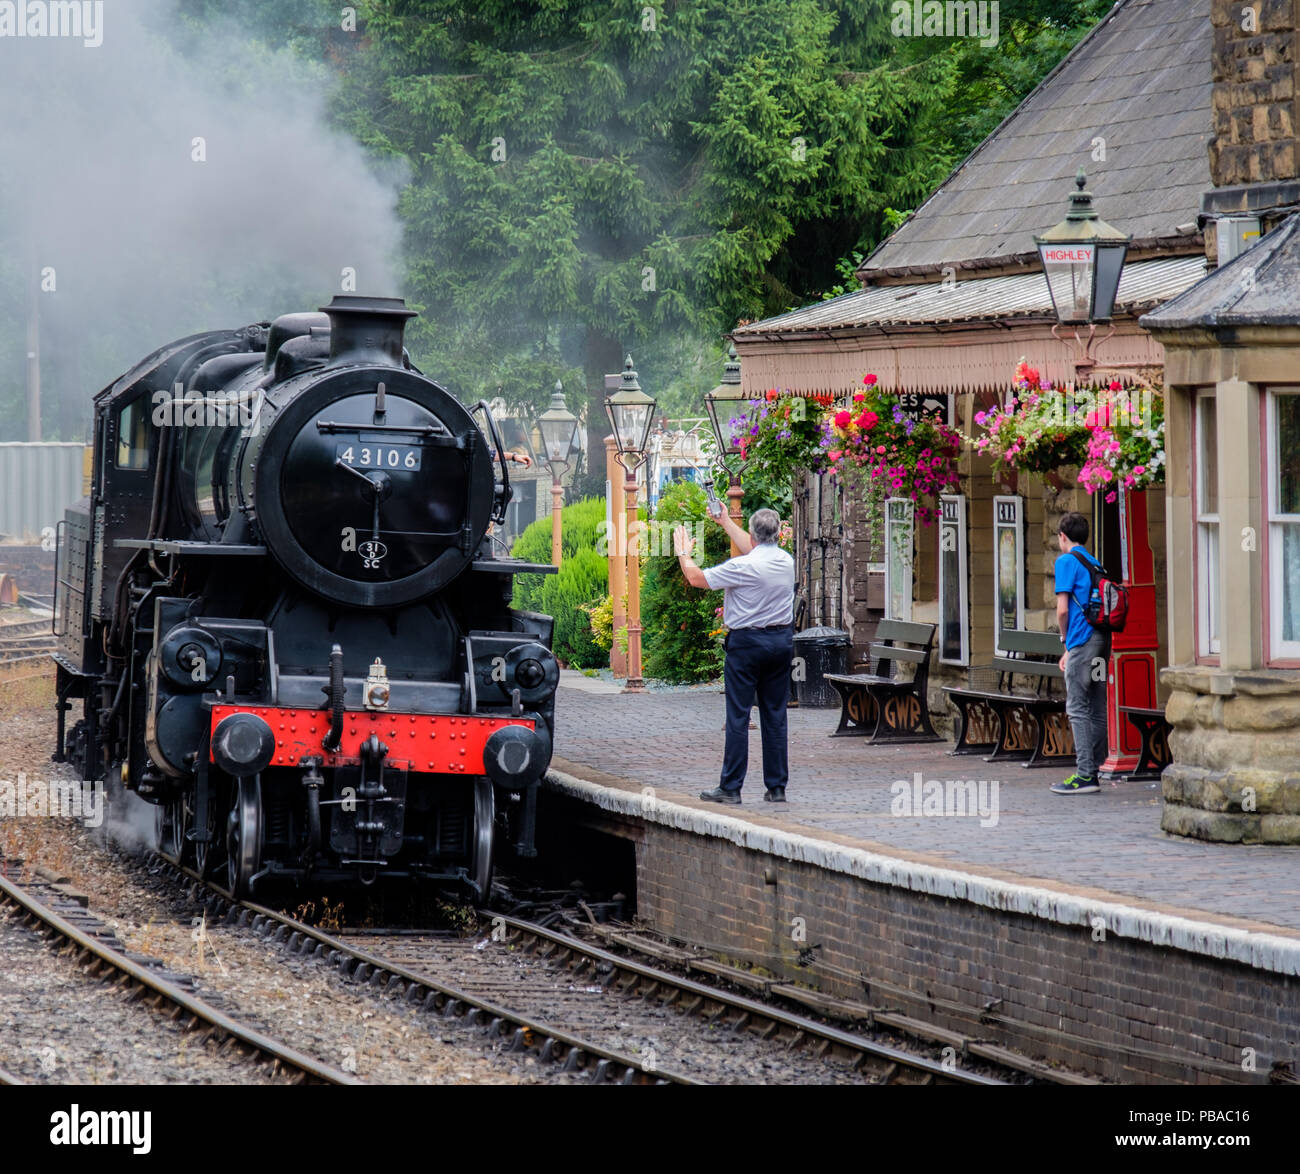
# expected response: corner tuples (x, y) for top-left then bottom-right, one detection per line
(828, 450), (842, 461)
(863, 373), (878, 386)
(853, 392), (865, 402)
(834, 410), (852, 429)
(1134, 465), (1145, 475)
(876, 445), (886, 454)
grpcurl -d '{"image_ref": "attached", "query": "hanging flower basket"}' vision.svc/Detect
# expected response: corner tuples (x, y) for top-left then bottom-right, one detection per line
(963, 361), (1166, 500)
(822, 374), (963, 526)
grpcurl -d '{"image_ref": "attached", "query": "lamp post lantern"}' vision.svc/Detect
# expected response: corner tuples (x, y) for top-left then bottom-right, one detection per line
(704, 342), (749, 556)
(537, 380), (580, 566)
(1036, 170), (1131, 372)
(604, 355), (657, 693)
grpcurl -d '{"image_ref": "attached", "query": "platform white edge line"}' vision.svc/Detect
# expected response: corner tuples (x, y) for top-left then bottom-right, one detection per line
(544, 768), (1300, 978)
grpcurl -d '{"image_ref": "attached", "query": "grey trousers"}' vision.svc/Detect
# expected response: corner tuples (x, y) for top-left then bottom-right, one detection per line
(1064, 628), (1111, 778)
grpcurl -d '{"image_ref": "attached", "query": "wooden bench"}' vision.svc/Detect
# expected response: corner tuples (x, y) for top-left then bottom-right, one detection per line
(943, 630), (1075, 769)
(1120, 706), (1172, 781)
(825, 619), (940, 743)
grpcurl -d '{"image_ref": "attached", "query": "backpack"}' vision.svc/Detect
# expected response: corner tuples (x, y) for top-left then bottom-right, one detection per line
(1069, 549), (1129, 634)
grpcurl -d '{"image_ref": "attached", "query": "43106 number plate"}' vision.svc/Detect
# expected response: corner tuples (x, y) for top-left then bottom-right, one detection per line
(335, 443), (421, 471)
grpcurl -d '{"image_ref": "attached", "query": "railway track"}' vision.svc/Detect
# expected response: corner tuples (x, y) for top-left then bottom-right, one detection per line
(156, 859), (1016, 1085)
(0, 615), (55, 669)
(0, 867), (358, 1086)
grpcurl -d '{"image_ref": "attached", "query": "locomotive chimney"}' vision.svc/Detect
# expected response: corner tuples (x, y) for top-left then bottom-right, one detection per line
(319, 295), (418, 367)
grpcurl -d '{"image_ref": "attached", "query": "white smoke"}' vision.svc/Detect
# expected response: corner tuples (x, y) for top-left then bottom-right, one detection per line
(0, 0), (406, 439)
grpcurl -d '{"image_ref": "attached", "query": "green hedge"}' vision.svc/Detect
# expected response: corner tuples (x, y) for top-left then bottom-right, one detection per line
(641, 480), (730, 684)
(510, 498), (609, 669)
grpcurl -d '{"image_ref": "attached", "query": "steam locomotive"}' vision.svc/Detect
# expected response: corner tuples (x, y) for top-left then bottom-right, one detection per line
(51, 295), (559, 900)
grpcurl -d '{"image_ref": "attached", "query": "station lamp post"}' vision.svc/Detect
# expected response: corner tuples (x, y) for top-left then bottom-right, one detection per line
(704, 342), (750, 556)
(1035, 169), (1131, 371)
(604, 355), (656, 694)
(537, 380), (580, 566)
(1036, 170), (1155, 784)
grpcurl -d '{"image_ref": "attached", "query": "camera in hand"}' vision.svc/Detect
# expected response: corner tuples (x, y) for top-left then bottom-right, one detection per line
(704, 478), (724, 518)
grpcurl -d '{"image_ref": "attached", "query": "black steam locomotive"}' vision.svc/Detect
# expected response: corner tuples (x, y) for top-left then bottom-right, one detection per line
(51, 295), (558, 899)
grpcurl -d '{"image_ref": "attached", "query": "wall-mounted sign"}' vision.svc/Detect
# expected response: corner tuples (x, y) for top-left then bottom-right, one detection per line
(993, 495), (1024, 655)
(894, 393), (953, 426)
(884, 498), (914, 621)
(939, 494), (969, 665)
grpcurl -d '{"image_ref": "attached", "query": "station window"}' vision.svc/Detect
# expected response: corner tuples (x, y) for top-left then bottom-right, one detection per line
(993, 495), (1024, 654)
(884, 498), (913, 621)
(1268, 389), (1300, 660)
(1195, 392), (1220, 657)
(115, 398), (150, 471)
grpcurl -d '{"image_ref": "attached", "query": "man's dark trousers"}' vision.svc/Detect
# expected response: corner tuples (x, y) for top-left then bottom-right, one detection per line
(719, 625), (794, 794)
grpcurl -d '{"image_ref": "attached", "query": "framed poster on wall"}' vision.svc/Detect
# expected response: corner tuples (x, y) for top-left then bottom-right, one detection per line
(993, 495), (1024, 656)
(938, 494), (969, 665)
(884, 498), (914, 621)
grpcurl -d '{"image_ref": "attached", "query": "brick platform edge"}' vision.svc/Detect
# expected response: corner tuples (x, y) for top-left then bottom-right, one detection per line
(543, 769), (1300, 1084)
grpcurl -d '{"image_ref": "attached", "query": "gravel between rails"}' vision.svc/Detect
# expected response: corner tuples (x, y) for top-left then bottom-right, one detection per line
(341, 931), (871, 1084)
(0, 901), (283, 1085)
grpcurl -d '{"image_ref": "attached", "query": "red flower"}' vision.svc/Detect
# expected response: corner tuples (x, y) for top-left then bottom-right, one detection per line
(765, 389), (779, 401)
(863, 373), (878, 386)
(834, 410), (852, 429)
(1108, 380), (1123, 392)
(859, 411), (879, 430)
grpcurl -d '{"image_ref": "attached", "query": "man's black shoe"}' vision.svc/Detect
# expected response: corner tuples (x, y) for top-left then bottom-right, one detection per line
(764, 788), (787, 803)
(699, 787), (741, 805)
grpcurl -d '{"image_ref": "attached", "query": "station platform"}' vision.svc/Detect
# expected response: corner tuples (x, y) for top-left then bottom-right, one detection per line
(543, 676), (1300, 1084)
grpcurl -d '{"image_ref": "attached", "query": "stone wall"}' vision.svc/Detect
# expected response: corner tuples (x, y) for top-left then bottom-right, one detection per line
(1163, 666), (1300, 842)
(1210, 0), (1300, 187)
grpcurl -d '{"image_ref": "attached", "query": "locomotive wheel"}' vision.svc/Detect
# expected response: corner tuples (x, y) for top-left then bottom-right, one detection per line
(471, 778), (494, 902)
(188, 790), (217, 879)
(156, 796), (185, 864)
(225, 776), (262, 897)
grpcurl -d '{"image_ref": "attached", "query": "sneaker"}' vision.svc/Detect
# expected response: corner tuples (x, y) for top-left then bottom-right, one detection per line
(699, 787), (742, 805)
(1051, 774), (1100, 795)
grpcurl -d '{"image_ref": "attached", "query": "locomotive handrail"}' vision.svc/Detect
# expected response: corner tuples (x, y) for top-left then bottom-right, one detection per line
(471, 399), (511, 526)
(51, 518), (66, 638)
(315, 419), (450, 436)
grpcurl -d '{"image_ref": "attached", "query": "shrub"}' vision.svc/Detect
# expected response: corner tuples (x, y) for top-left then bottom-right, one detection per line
(538, 547), (609, 669)
(584, 593), (613, 651)
(641, 480), (730, 684)
(510, 498), (609, 669)
(510, 497), (607, 614)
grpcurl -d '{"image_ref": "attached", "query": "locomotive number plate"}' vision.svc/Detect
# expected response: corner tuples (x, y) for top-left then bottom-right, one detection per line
(336, 443), (421, 471)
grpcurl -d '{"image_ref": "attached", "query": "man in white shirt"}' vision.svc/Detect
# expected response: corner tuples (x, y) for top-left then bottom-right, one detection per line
(674, 508), (795, 804)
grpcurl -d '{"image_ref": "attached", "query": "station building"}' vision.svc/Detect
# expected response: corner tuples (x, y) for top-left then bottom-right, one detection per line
(731, 0), (1300, 842)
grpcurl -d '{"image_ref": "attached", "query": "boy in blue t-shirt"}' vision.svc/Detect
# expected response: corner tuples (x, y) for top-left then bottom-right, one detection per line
(1051, 511), (1111, 795)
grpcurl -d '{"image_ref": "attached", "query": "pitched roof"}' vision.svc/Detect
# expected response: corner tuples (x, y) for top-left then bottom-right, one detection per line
(733, 254), (1204, 338)
(862, 0), (1212, 276)
(1141, 214), (1300, 331)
